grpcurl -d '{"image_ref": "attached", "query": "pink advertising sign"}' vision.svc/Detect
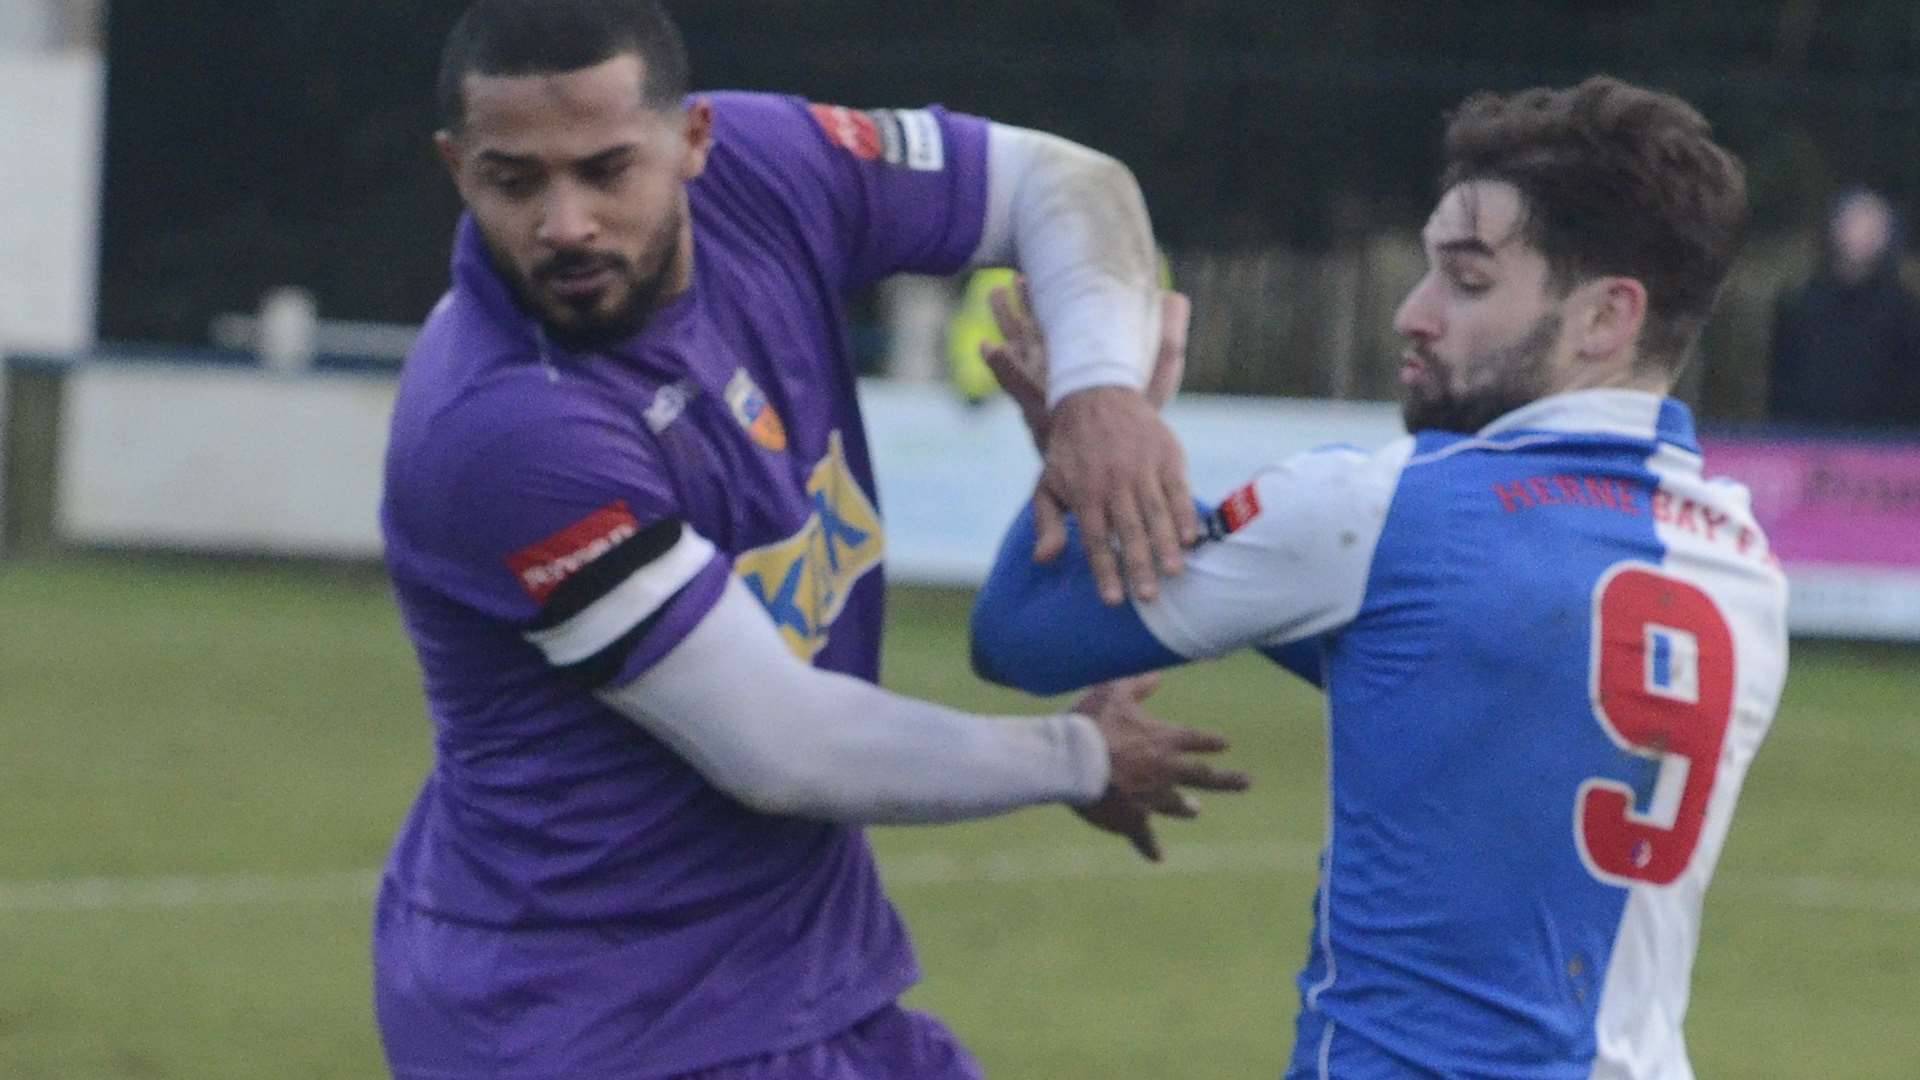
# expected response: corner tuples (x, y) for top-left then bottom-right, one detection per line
(1699, 436), (1920, 570)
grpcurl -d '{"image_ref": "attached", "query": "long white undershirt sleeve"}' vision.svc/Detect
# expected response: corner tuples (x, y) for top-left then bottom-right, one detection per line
(972, 123), (1161, 407)
(597, 575), (1110, 824)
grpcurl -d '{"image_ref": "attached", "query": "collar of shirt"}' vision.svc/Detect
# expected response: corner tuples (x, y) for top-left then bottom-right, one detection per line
(449, 213), (705, 366)
(1477, 388), (1698, 453)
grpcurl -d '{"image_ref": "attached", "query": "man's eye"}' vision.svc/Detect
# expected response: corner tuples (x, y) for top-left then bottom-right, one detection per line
(1451, 275), (1492, 295)
(487, 173), (539, 198)
(581, 160), (629, 187)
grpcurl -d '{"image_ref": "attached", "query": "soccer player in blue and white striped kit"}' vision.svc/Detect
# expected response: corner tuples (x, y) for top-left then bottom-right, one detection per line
(974, 77), (1786, 1078)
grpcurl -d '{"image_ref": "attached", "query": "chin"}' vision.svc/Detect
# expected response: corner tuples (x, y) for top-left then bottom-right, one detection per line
(538, 293), (643, 350)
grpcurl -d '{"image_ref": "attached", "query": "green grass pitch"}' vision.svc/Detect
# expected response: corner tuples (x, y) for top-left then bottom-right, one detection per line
(0, 554), (1915, 1077)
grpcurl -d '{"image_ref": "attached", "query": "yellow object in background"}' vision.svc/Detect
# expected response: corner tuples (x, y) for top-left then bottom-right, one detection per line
(946, 268), (1019, 405)
(946, 256), (1171, 405)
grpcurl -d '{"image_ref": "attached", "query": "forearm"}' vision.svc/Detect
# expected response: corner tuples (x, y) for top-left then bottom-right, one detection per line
(973, 124), (1160, 406)
(971, 503), (1184, 695)
(973, 501), (1329, 692)
(599, 577), (1109, 823)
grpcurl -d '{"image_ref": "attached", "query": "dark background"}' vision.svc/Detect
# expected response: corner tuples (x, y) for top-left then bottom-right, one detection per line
(97, 2), (1920, 362)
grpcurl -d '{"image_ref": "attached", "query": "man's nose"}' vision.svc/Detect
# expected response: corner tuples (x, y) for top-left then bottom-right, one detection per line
(1393, 277), (1441, 341)
(537, 181), (598, 248)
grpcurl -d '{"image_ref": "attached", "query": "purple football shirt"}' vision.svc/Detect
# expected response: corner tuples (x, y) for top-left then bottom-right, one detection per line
(377, 93), (988, 1077)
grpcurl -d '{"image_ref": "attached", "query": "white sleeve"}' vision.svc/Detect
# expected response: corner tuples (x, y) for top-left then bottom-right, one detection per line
(972, 122), (1161, 407)
(597, 575), (1110, 823)
(1136, 438), (1415, 659)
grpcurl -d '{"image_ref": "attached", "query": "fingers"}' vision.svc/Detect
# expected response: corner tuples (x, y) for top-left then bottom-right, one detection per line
(1164, 451), (1201, 548)
(979, 340), (1023, 392)
(987, 284), (1023, 343)
(1031, 485), (1071, 565)
(1075, 501), (1126, 604)
(1173, 726), (1230, 754)
(1121, 672), (1162, 702)
(1106, 487), (1164, 603)
(1146, 292), (1191, 410)
(1147, 787), (1200, 819)
(1174, 759), (1254, 793)
(1141, 478), (1186, 580)
(1122, 814), (1162, 863)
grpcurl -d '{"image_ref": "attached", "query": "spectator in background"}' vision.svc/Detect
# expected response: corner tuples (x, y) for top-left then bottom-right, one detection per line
(1769, 188), (1920, 430)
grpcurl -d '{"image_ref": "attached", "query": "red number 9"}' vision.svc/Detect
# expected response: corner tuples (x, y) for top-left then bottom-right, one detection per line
(1576, 564), (1736, 887)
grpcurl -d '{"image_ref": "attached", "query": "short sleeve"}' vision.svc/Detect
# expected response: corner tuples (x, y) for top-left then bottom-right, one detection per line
(701, 93), (990, 293)
(392, 382), (730, 687)
(1137, 439), (1416, 660)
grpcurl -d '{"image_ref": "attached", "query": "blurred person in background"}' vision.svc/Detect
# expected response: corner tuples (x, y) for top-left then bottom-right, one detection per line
(973, 76), (1787, 1078)
(373, 1), (1248, 1077)
(1768, 187), (1920, 430)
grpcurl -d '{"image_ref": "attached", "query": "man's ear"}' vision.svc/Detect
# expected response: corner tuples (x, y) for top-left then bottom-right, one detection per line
(1574, 276), (1649, 363)
(680, 98), (714, 182)
(435, 130), (464, 184)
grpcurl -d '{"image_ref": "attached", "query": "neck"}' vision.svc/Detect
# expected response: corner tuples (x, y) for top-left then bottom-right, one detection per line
(660, 191), (697, 303)
(1555, 352), (1672, 398)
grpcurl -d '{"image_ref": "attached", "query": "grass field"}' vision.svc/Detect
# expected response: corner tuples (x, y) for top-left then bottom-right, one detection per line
(1, 553), (1917, 1078)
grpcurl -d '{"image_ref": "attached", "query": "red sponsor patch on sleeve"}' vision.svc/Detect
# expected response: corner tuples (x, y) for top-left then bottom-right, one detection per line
(809, 103), (883, 161)
(506, 501), (641, 603)
(1220, 483), (1263, 533)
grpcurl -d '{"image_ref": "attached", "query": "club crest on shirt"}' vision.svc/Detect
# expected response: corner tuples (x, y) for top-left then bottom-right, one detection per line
(734, 431), (884, 660)
(725, 369), (789, 453)
(1202, 482), (1263, 543)
(506, 501), (640, 603)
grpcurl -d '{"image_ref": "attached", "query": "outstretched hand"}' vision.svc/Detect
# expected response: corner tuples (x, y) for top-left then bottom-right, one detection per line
(981, 283), (1197, 604)
(1070, 674), (1250, 862)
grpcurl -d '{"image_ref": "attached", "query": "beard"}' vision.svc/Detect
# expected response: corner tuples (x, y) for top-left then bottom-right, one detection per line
(1400, 310), (1562, 435)
(494, 199), (685, 352)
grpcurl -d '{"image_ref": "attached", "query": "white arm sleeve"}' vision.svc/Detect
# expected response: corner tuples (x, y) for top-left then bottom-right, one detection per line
(597, 575), (1109, 823)
(972, 123), (1161, 407)
(1138, 439), (1416, 659)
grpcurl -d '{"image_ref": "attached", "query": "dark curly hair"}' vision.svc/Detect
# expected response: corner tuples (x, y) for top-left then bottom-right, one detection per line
(1441, 76), (1749, 373)
(438, 0), (689, 133)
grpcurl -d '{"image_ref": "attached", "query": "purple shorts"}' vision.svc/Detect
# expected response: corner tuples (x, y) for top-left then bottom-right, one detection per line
(678, 1005), (984, 1080)
(376, 886), (978, 1080)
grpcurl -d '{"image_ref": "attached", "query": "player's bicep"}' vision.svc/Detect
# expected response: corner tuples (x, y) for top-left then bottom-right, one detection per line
(800, 100), (990, 289)
(404, 392), (729, 685)
(522, 519), (729, 688)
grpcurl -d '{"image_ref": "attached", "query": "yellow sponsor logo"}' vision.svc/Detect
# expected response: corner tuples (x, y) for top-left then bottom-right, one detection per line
(735, 431), (883, 659)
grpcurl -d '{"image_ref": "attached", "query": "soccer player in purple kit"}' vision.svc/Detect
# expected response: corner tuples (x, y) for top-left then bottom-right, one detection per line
(373, 1), (1247, 1077)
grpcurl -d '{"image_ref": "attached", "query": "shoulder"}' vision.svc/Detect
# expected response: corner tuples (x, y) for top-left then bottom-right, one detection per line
(390, 352), (649, 503)
(1257, 437), (1413, 492)
(1204, 438), (1413, 552)
(697, 91), (840, 183)
(1254, 437), (1414, 507)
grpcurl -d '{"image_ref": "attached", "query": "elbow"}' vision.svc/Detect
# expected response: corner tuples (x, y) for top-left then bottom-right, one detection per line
(970, 603), (1082, 697)
(969, 595), (1012, 686)
(969, 590), (1040, 691)
(711, 749), (840, 821)
(729, 770), (839, 822)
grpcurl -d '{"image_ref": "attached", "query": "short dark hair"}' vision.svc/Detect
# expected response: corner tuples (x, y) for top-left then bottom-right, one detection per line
(437, 0), (690, 132)
(1440, 76), (1749, 372)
